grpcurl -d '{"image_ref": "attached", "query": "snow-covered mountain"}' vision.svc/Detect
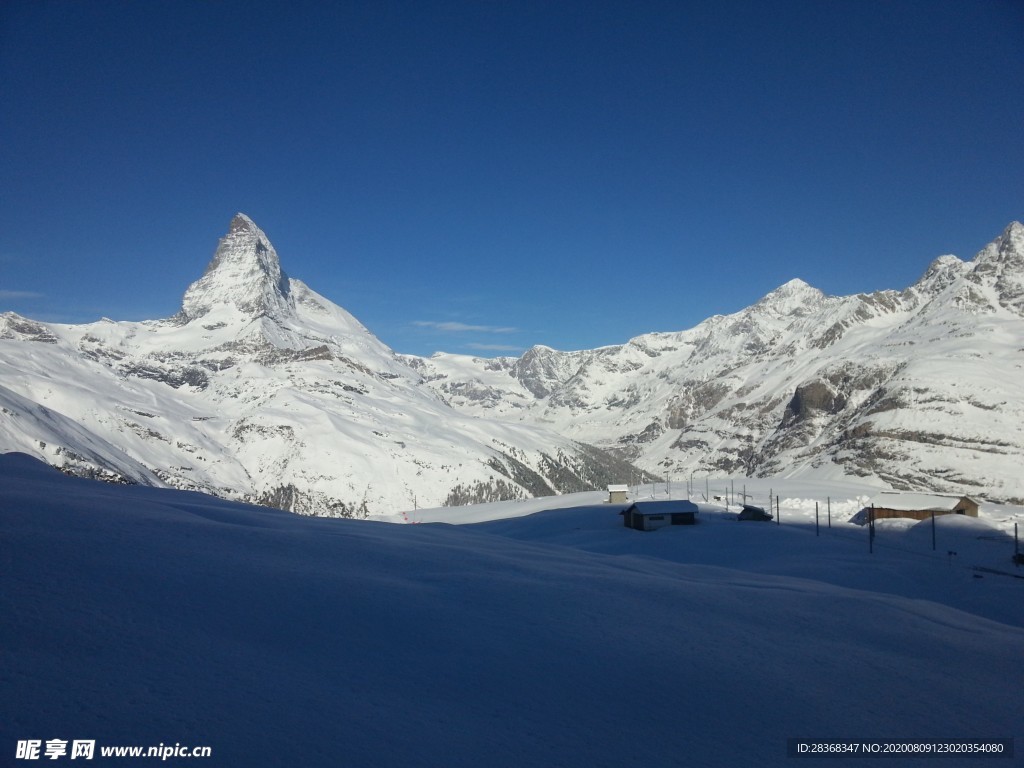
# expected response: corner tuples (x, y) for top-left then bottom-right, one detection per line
(3, 216), (1021, 512)
(410, 222), (1024, 503)
(0, 214), (649, 516)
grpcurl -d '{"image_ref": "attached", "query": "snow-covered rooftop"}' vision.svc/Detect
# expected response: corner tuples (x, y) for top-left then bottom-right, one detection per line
(870, 492), (976, 511)
(626, 499), (699, 514)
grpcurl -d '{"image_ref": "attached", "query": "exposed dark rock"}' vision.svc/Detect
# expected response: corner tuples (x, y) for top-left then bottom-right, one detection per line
(781, 380), (847, 427)
(119, 363), (210, 390)
(1, 315), (58, 343)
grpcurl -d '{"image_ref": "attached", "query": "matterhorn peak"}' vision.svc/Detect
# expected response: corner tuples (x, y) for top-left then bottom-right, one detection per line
(228, 212), (258, 234)
(179, 213), (295, 322)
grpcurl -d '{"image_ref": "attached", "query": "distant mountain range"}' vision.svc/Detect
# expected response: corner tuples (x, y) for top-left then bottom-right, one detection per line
(2, 215), (1021, 512)
(411, 221), (1024, 503)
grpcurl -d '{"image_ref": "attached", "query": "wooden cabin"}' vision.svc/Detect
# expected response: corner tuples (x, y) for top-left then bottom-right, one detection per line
(867, 492), (979, 521)
(621, 500), (698, 531)
(607, 484), (629, 504)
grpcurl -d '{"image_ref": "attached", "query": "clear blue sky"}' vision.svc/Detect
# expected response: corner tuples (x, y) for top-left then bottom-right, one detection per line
(2, 0), (1022, 357)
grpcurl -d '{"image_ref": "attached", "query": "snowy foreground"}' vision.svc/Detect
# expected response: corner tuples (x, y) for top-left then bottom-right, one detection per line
(2, 454), (1022, 767)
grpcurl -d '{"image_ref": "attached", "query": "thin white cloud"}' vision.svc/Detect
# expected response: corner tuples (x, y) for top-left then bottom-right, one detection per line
(413, 320), (519, 334)
(465, 342), (524, 352)
(0, 290), (44, 300)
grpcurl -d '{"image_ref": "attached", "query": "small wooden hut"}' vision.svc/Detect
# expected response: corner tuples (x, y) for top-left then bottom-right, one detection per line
(621, 500), (698, 531)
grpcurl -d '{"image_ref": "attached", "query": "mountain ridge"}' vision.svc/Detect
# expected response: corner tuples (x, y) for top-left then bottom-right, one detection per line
(1, 217), (1021, 510)
(412, 221), (1024, 502)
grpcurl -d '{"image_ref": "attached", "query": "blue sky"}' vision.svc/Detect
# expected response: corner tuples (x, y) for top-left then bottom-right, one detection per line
(2, 0), (1022, 357)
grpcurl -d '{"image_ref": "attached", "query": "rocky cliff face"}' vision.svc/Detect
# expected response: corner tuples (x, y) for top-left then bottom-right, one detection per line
(0, 215), (652, 516)
(412, 222), (1024, 503)
(179, 213), (295, 322)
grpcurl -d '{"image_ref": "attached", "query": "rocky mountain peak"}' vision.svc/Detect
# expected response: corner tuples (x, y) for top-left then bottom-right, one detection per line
(752, 277), (826, 317)
(912, 254), (968, 296)
(179, 213), (295, 322)
(228, 212), (258, 235)
(972, 221), (1024, 270)
(966, 221), (1024, 315)
(510, 344), (583, 398)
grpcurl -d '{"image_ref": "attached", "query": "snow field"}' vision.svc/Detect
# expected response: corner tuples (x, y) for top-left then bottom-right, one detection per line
(2, 454), (1021, 767)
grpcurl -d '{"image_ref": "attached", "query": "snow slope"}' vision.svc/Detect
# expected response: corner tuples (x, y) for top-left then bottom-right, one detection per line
(2, 453), (1021, 767)
(0, 383), (157, 485)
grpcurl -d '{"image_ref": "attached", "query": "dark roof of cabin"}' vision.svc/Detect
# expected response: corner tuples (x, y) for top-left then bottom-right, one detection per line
(625, 500), (699, 515)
